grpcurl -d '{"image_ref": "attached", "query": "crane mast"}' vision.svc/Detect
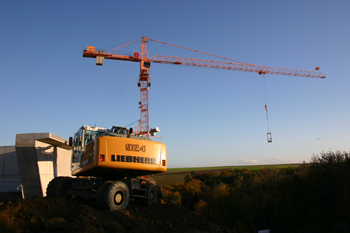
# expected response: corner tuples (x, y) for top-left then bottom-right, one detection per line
(139, 37), (151, 137)
(83, 37), (326, 137)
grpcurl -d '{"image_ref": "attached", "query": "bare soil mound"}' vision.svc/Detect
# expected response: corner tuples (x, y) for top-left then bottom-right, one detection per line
(0, 194), (234, 233)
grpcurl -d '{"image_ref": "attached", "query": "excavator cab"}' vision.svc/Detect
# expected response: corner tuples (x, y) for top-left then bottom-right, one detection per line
(70, 125), (107, 172)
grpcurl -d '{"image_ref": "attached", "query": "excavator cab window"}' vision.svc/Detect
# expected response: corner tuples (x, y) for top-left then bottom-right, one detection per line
(71, 128), (83, 163)
(84, 130), (95, 145)
(83, 130), (104, 145)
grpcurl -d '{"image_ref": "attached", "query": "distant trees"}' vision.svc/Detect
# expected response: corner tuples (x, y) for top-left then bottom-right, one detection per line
(161, 151), (350, 233)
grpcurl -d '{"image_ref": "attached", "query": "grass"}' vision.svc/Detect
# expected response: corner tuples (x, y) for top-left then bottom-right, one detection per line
(166, 164), (300, 172)
(152, 163), (302, 185)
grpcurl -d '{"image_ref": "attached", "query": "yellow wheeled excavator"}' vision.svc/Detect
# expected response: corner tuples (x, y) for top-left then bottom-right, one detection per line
(47, 125), (167, 210)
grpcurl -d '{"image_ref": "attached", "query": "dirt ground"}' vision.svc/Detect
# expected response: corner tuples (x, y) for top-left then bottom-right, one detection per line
(0, 192), (235, 233)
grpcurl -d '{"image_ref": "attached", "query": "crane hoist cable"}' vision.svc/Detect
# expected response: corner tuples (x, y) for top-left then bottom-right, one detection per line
(261, 75), (272, 143)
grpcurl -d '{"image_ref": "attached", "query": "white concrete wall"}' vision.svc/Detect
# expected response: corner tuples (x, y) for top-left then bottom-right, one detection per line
(0, 133), (72, 197)
(56, 146), (72, 176)
(0, 146), (21, 192)
(0, 146), (20, 179)
(35, 141), (57, 197)
(35, 141), (72, 197)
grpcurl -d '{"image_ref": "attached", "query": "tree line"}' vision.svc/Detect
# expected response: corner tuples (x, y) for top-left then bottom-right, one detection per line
(160, 151), (350, 233)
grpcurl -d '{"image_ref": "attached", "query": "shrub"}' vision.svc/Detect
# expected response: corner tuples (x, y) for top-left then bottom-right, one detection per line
(164, 151), (350, 232)
(160, 185), (181, 205)
(194, 200), (207, 212)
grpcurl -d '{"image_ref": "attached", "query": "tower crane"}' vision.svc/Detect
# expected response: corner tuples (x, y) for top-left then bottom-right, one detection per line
(83, 36), (326, 138)
(45, 38), (325, 211)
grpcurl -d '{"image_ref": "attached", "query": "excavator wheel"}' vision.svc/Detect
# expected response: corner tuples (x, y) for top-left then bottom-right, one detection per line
(136, 183), (157, 206)
(96, 181), (130, 210)
(46, 177), (73, 198)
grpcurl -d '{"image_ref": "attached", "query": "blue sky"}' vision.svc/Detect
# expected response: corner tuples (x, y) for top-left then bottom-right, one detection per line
(1, 0), (349, 168)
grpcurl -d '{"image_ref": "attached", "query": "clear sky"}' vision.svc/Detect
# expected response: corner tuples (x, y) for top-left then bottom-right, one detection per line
(1, 0), (349, 168)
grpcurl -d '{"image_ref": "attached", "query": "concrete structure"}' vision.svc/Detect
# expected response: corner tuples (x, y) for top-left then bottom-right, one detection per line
(0, 133), (73, 198)
(0, 146), (21, 192)
(15, 133), (73, 198)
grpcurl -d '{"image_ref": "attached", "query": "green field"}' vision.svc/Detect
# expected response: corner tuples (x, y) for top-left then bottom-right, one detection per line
(152, 163), (301, 185)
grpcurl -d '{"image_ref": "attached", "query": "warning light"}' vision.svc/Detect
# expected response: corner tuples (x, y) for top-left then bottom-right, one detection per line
(162, 159), (166, 166)
(100, 154), (105, 162)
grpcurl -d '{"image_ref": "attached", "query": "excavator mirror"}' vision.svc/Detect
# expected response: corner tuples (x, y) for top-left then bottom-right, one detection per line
(129, 128), (133, 134)
(69, 137), (73, 147)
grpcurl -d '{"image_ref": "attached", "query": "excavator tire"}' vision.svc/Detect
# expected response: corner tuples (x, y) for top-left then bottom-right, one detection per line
(136, 183), (157, 206)
(46, 177), (73, 198)
(96, 181), (130, 210)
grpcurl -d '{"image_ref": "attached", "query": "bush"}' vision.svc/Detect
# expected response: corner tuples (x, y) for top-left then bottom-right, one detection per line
(164, 151), (350, 232)
(160, 185), (181, 205)
(161, 179), (204, 210)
